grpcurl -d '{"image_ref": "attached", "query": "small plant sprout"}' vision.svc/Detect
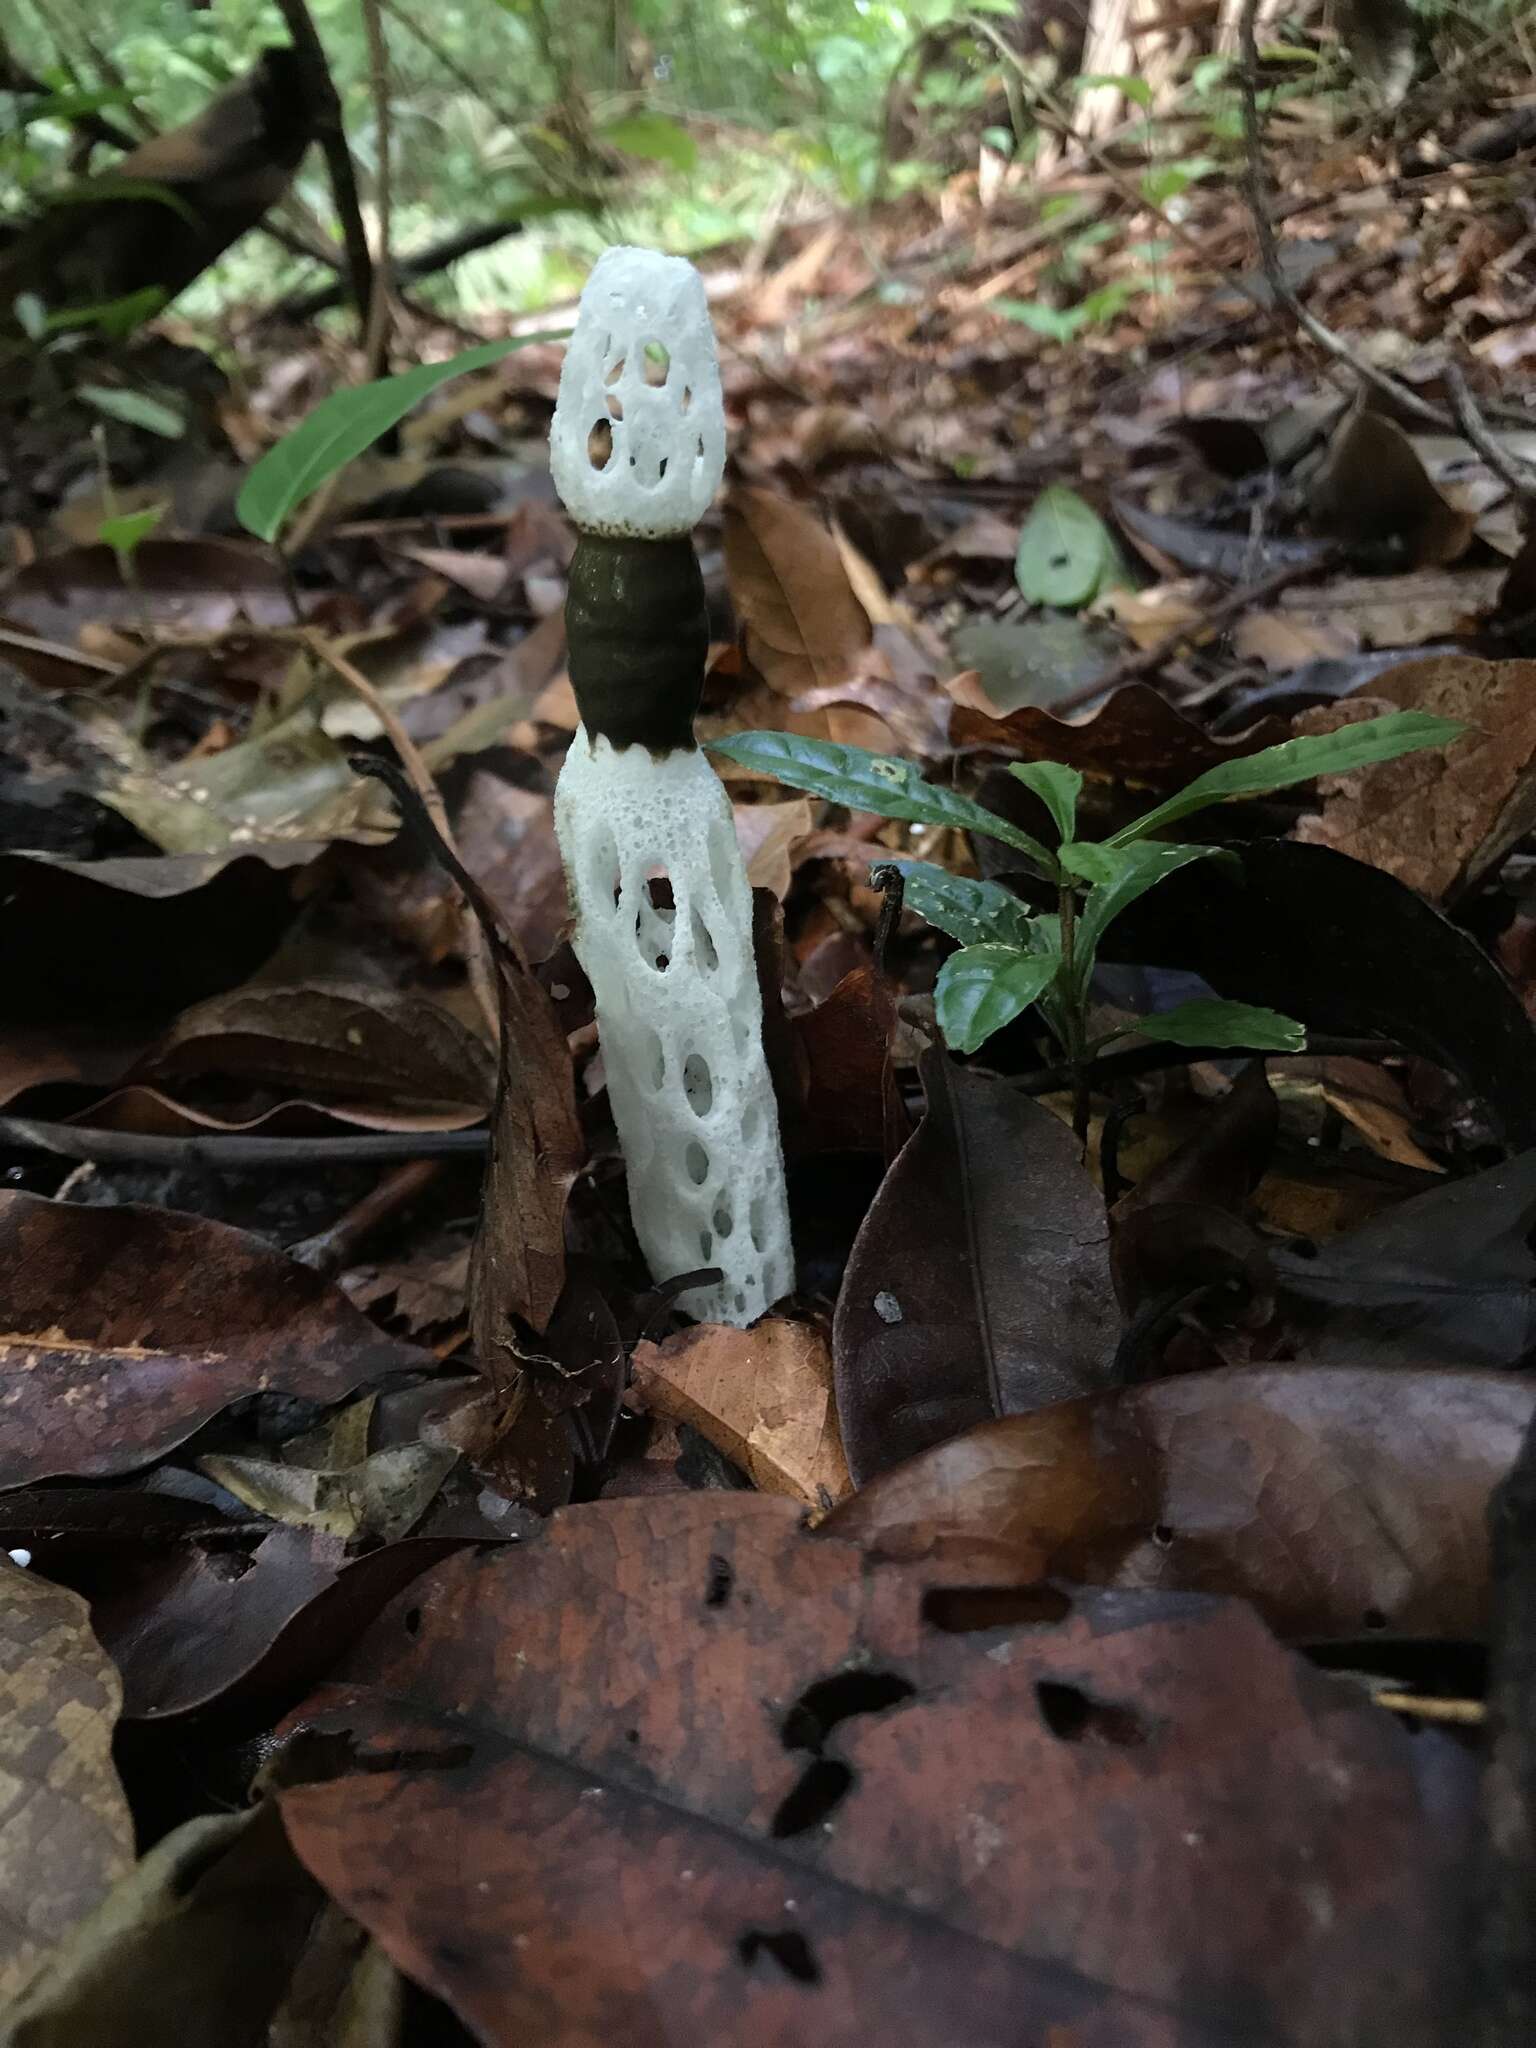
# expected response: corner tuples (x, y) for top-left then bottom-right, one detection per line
(550, 247), (793, 1327)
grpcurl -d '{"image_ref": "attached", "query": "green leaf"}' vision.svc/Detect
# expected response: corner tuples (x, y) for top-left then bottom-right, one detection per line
(236, 335), (556, 545)
(79, 385), (185, 438)
(1058, 840), (1125, 885)
(600, 112), (698, 172)
(889, 861), (1038, 949)
(708, 731), (1057, 874)
(936, 944), (1060, 1055)
(1131, 999), (1306, 1052)
(1109, 712), (1469, 846)
(97, 504), (165, 565)
(995, 299), (1085, 344)
(1074, 842), (1230, 994)
(1075, 73), (1155, 110)
(1015, 486), (1118, 609)
(1009, 761), (1081, 843)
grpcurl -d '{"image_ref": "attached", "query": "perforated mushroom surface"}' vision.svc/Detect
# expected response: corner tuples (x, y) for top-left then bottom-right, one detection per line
(549, 245), (726, 539)
(555, 732), (793, 1325)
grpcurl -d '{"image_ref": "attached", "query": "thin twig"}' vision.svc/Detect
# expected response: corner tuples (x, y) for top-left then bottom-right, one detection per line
(0, 1117), (488, 1167)
(271, 0), (376, 338)
(360, 0), (395, 377)
(1445, 364), (1536, 505)
(1043, 548), (1342, 718)
(303, 633), (499, 1035)
(1236, 0), (1531, 437)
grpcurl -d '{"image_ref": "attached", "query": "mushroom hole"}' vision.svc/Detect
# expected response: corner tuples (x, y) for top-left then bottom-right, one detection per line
(680, 385), (693, 414)
(685, 1140), (710, 1186)
(699, 1229), (713, 1260)
(690, 910), (720, 973)
(604, 354), (625, 386)
(634, 881), (675, 973)
(657, 455), (669, 481)
(748, 1196), (767, 1252)
(733, 1290), (747, 1315)
(712, 1200), (734, 1240)
(741, 1101), (762, 1143)
(642, 338), (670, 384)
(587, 419), (613, 470)
(682, 1053), (713, 1116)
(606, 392), (624, 421)
(641, 1027), (666, 1091)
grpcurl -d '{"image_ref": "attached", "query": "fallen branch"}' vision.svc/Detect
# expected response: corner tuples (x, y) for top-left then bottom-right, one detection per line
(0, 1117), (488, 1168)
(261, 212), (530, 323)
(270, 0), (375, 337)
(1046, 547), (1343, 717)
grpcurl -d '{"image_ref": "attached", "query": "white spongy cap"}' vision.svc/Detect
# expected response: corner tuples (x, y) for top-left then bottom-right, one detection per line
(549, 246), (726, 537)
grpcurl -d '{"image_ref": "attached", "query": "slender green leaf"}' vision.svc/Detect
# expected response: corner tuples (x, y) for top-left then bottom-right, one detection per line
(1108, 712), (1468, 846)
(1015, 486), (1119, 609)
(995, 300), (1086, 344)
(236, 335), (557, 544)
(936, 944), (1060, 1055)
(599, 111), (698, 172)
(1131, 999), (1306, 1052)
(79, 385), (185, 438)
(889, 862), (1038, 949)
(708, 731), (1057, 874)
(1010, 761), (1081, 843)
(97, 504), (165, 565)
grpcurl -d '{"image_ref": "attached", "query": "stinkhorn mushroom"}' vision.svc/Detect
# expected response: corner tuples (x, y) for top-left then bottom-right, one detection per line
(550, 246), (793, 1327)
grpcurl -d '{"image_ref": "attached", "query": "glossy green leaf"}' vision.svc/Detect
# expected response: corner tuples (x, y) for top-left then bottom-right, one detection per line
(995, 300), (1085, 344)
(1009, 761), (1081, 843)
(79, 385), (185, 438)
(1058, 840), (1124, 886)
(1131, 999), (1306, 1052)
(936, 944), (1060, 1055)
(1108, 712), (1468, 846)
(97, 504), (165, 565)
(1015, 486), (1119, 609)
(708, 731), (1057, 874)
(236, 335), (556, 544)
(600, 111), (698, 172)
(1074, 842), (1230, 995)
(889, 862), (1038, 949)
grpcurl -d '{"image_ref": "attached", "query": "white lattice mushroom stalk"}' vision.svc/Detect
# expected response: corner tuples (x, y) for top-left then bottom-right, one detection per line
(551, 247), (793, 1326)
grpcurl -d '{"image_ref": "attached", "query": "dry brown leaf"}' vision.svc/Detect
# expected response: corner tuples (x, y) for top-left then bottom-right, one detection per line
(1267, 567), (1504, 648)
(721, 485), (871, 699)
(0, 1567), (134, 2004)
(629, 1318), (852, 1506)
(1309, 406), (1475, 568)
(1293, 655), (1536, 900)
(733, 797), (814, 899)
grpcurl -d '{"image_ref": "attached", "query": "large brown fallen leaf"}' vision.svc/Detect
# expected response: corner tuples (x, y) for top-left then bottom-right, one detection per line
(136, 981), (496, 1117)
(275, 1494), (1474, 2046)
(947, 679), (1288, 786)
(833, 1049), (1118, 1482)
(0, 1193), (436, 1487)
(629, 1318), (851, 1505)
(1293, 656), (1536, 902)
(722, 485), (871, 699)
(823, 1365), (1536, 1641)
(0, 1567), (134, 2004)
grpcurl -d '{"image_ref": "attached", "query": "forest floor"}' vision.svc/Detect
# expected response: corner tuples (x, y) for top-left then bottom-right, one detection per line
(2, 32), (1536, 2045)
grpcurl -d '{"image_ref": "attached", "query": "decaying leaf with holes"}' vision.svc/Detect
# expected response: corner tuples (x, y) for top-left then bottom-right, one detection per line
(274, 1493), (1475, 2046)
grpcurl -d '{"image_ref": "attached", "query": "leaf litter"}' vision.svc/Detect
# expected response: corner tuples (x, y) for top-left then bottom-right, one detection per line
(5, 33), (1536, 2033)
